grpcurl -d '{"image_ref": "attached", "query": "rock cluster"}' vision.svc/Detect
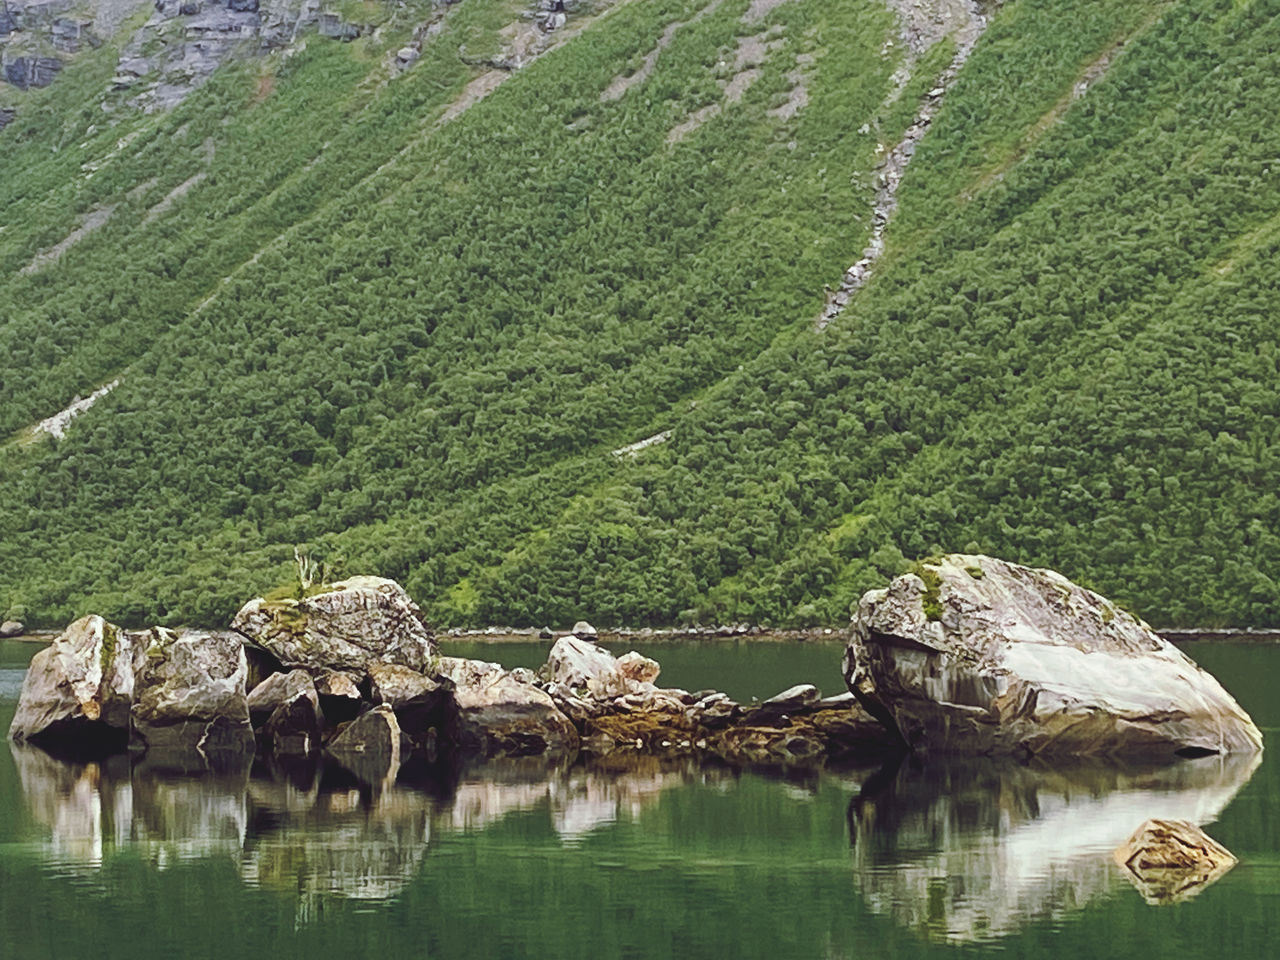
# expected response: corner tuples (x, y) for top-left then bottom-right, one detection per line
(843, 554), (1263, 761)
(9, 577), (894, 779)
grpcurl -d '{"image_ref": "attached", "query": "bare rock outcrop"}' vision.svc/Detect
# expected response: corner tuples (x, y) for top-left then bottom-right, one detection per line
(437, 656), (579, 758)
(130, 628), (255, 768)
(232, 576), (437, 674)
(8, 615), (141, 751)
(843, 555), (1263, 761)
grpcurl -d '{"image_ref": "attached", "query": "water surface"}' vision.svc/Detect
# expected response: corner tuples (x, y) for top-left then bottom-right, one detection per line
(0, 639), (1276, 960)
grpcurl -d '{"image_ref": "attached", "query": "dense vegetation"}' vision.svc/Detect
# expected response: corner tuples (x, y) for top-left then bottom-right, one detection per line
(1, 0), (1277, 630)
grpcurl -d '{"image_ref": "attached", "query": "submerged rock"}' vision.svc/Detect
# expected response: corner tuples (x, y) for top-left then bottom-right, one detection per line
(1113, 818), (1238, 904)
(232, 576), (437, 673)
(8, 615), (140, 752)
(843, 555), (1263, 761)
(130, 628), (254, 768)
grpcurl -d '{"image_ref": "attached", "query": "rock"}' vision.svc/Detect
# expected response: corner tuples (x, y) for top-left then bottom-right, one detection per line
(844, 554), (1263, 761)
(762, 683), (821, 709)
(232, 576), (437, 673)
(616, 651), (660, 684)
(130, 628), (254, 768)
(367, 662), (443, 706)
(571, 620), (597, 640)
(1113, 818), (1238, 904)
(538, 626), (554, 640)
(314, 669), (363, 725)
(247, 669), (317, 725)
(366, 662), (456, 758)
(394, 45), (419, 68)
(0, 107), (14, 130)
(436, 656), (578, 758)
(326, 705), (401, 786)
(318, 12), (361, 39)
(4, 56), (63, 90)
(545, 636), (616, 691)
(0, 620), (23, 637)
(262, 688), (324, 757)
(8, 615), (140, 752)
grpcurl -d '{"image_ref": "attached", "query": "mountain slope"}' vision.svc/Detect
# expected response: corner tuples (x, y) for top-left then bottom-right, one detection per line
(1, 0), (1277, 630)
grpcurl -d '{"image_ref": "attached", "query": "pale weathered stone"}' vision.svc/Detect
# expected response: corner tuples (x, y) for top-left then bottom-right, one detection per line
(367, 662), (443, 706)
(8, 615), (140, 750)
(436, 656), (578, 758)
(616, 651), (660, 684)
(131, 628), (254, 766)
(1113, 818), (1238, 904)
(247, 669), (318, 725)
(844, 555), (1263, 761)
(232, 576), (437, 673)
(571, 620), (597, 639)
(0, 620), (23, 638)
(545, 636), (615, 690)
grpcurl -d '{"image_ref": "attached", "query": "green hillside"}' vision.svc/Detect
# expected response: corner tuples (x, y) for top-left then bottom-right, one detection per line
(1, 0), (1277, 630)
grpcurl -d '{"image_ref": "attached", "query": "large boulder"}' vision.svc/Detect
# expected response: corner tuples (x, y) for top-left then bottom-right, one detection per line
(131, 628), (255, 768)
(844, 555), (1263, 761)
(544, 637), (660, 700)
(231, 576), (437, 673)
(0, 620), (24, 638)
(8, 615), (141, 752)
(436, 656), (578, 758)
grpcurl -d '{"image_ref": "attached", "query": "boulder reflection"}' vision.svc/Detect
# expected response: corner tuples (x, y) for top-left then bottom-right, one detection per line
(848, 753), (1260, 943)
(10, 742), (723, 912)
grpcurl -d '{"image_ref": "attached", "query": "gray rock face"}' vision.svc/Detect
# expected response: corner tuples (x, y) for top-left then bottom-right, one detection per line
(844, 555), (1263, 761)
(4, 55), (62, 89)
(8, 615), (140, 749)
(570, 620), (598, 640)
(437, 656), (578, 758)
(367, 662), (443, 706)
(131, 628), (254, 766)
(0, 619), (23, 637)
(232, 576), (437, 673)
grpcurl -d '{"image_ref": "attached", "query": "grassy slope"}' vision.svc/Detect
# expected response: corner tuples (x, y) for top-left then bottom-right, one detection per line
(1, 0), (1278, 630)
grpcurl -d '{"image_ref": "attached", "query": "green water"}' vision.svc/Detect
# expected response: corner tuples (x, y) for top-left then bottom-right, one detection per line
(0, 640), (1276, 959)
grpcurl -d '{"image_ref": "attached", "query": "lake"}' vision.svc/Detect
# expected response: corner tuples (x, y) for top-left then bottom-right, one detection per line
(0, 638), (1275, 959)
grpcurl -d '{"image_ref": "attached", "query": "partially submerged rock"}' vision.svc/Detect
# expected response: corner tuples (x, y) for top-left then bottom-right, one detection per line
(437, 656), (579, 758)
(247, 669), (318, 725)
(232, 576), (437, 673)
(844, 555), (1263, 761)
(8, 615), (139, 752)
(0, 619), (24, 638)
(1113, 818), (1238, 904)
(131, 628), (254, 768)
(326, 705), (401, 787)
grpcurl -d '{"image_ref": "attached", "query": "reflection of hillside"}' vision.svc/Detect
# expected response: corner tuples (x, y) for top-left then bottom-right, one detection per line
(849, 754), (1260, 943)
(10, 743), (719, 911)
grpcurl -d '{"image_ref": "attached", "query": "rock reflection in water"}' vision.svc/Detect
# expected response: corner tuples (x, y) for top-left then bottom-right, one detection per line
(848, 753), (1260, 943)
(10, 742), (721, 913)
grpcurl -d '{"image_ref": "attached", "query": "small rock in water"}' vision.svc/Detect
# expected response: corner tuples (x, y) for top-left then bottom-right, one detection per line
(571, 620), (598, 640)
(0, 620), (23, 638)
(1113, 819), (1238, 904)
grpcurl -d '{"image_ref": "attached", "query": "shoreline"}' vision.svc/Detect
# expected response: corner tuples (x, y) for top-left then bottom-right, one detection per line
(6, 625), (1280, 645)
